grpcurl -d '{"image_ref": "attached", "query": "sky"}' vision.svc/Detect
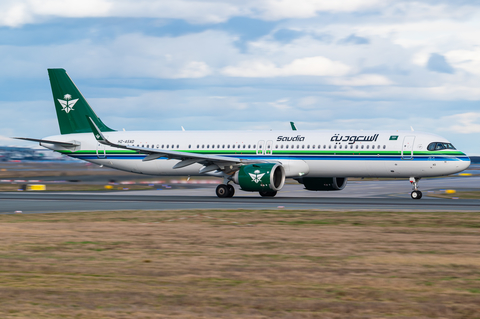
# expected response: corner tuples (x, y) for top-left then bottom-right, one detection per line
(0, 0), (480, 154)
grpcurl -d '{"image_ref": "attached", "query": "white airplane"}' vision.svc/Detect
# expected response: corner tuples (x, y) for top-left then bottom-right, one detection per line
(16, 69), (471, 199)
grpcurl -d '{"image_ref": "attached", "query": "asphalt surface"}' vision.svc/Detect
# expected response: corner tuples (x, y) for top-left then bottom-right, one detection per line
(1, 177), (480, 213)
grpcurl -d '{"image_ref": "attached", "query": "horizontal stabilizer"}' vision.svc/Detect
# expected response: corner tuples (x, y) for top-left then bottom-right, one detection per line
(14, 137), (80, 147)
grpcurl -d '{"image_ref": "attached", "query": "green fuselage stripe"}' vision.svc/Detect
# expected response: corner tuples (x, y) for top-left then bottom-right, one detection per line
(57, 149), (465, 156)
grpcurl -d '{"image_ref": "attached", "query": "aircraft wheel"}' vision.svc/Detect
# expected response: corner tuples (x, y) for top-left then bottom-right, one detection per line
(216, 184), (229, 198)
(259, 190), (277, 197)
(226, 184), (235, 198)
(411, 190), (422, 199)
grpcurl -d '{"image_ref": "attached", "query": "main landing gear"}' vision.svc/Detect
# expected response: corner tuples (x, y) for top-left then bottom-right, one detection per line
(216, 184), (235, 198)
(215, 185), (278, 198)
(259, 190), (277, 197)
(410, 177), (422, 200)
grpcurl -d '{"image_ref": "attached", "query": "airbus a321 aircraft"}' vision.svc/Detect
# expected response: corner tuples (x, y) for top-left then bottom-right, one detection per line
(17, 69), (471, 199)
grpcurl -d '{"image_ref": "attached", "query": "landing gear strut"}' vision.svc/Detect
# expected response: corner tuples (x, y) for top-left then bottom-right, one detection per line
(216, 184), (235, 198)
(410, 177), (422, 199)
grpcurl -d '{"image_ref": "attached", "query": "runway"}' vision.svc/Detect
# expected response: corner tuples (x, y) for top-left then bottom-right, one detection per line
(1, 177), (480, 213)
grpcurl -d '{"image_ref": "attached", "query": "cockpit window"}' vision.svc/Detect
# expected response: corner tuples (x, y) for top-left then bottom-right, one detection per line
(427, 142), (456, 151)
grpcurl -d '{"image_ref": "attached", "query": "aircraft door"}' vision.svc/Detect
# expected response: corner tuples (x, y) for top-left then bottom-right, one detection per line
(265, 140), (273, 155)
(256, 140), (265, 155)
(96, 143), (106, 159)
(402, 136), (415, 160)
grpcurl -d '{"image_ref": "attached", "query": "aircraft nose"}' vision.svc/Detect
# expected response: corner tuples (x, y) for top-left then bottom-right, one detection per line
(457, 156), (471, 172)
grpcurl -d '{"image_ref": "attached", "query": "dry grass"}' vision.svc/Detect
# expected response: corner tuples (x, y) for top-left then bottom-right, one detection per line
(0, 209), (480, 318)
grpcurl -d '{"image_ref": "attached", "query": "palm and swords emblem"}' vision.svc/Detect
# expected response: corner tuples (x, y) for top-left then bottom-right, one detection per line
(57, 94), (79, 113)
(249, 170), (265, 183)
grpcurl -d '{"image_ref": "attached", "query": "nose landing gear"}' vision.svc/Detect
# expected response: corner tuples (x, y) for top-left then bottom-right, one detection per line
(410, 177), (422, 199)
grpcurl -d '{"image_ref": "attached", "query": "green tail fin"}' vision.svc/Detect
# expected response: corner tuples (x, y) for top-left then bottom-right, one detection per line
(48, 68), (115, 134)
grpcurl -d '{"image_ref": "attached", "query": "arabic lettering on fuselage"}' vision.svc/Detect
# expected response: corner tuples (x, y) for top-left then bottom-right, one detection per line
(330, 134), (379, 144)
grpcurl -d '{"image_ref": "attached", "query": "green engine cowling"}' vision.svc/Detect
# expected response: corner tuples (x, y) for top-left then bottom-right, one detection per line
(296, 177), (347, 191)
(233, 163), (285, 192)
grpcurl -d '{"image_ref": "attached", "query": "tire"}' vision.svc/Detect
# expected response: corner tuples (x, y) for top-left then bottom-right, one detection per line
(216, 184), (229, 198)
(411, 190), (423, 199)
(226, 184), (235, 198)
(259, 190), (277, 197)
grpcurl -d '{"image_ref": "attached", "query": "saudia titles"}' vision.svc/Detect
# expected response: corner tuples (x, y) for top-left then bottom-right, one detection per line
(277, 135), (305, 142)
(330, 134), (379, 144)
(276, 134), (379, 144)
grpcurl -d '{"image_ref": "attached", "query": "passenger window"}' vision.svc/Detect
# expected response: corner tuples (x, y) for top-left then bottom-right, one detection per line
(275, 145), (278, 149)
(361, 145), (364, 149)
(281, 145), (283, 149)
(243, 145), (246, 149)
(302, 145), (305, 149)
(366, 145), (369, 149)
(307, 145), (310, 149)
(329, 145), (331, 149)
(339, 145), (342, 149)
(188, 145), (191, 149)
(312, 145), (315, 149)
(166, 145), (169, 149)
(212, 145), (215, 149)
(207, 145), (209, 149)
(202, 145), (204, 148)
(177, 145), (179, 148)
(222, 145), (225, 148)
(323, 145), (326, 149)
(383, 145), (386, 149)
(238, 145), (241, 149)
(286, 145), (289, 149)
(356, 145), (359, 149)
(297, 145), (300, 149)
(227, 145), (230, 148)
(196, 145), (199, 148)
(350, 145), (353, 149)
(334, 145), (337, 149)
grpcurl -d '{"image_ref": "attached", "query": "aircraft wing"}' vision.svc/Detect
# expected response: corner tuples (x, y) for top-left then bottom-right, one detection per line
(87, 117), (267, 173)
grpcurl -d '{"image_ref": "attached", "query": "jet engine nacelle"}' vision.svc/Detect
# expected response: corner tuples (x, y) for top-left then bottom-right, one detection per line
(233, 163), (286, 192)
(296, 177), (348, 191)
